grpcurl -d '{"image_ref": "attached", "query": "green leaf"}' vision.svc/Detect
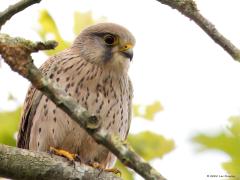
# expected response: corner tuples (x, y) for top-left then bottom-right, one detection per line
(222, 160), (240, 176)
(193, 133), (240, 158)
(193, 116), (240, 175)
(38, 10), (70, 55)
(37, 10), (106, 56)
(133, 104), (141, 117)
(133, 101), (163, 121)
(114, 161), (134, 180)
(128, 131), (175, 161)
(0, 107), (21, 146)
(144, 101), (163, 120)
(228, 116), (240, 137)
(114, 131), (174, 178)
(73, 11), (106, 35)
(73, 11), (95, 35)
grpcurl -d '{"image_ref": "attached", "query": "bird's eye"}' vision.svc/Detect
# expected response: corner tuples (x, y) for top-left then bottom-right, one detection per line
(103, 34), (117, 45)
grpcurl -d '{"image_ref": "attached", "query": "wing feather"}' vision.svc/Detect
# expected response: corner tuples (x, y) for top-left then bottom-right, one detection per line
(125, 78), (133, 138)
(17, 55), (57, 149)
(17, 87), (43, 148)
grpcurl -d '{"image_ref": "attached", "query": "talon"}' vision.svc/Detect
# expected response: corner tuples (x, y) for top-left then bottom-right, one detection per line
(105, 168), (121, 176)
(88, 161), (121, 176)
(75, 154), (82, 163)
(49, 146), (79, 162)
(88, 161), (104, 169)
(48, 149), (54, 157)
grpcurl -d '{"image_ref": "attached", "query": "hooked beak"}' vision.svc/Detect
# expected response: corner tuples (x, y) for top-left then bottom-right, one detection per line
(119, 43), (133, 61)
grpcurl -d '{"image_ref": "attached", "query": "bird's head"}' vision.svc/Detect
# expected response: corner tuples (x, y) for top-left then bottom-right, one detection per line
(72, 23), (135, 73)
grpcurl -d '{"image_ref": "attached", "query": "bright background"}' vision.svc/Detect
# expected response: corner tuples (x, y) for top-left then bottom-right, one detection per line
(1, 0), (240, 179)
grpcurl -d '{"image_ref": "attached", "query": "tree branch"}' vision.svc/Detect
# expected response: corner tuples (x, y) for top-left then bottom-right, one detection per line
(155, 0), (240, 61)
(0, 144), (121, 180)
(0, 34), (166, 180)
(0, 0), (41, 29)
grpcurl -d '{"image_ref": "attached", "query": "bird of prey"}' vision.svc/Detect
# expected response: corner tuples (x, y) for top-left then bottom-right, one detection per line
(17, 23), (135, 169)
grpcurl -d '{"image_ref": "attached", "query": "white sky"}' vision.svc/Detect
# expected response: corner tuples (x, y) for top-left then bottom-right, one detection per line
(1, 0), (240, 179)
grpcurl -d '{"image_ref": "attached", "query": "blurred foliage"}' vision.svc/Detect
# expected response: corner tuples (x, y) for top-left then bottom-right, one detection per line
(0, 9), (174, 180)
(193, 116), (240, 176)
(38, 10), (70, 55)
(115, 131), (174, 179)
(0, 107), (21, 146)
(115, 161), (134, 180)
(38, 10), (106, 55)
(128, 131), (174, 161)
(133, 101), (163, 121)
(74, 11), (106, 35)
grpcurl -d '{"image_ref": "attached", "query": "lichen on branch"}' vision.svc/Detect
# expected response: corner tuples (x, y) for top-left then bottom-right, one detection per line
(0, 34), (57, 76)
(0, 144), (121, 180)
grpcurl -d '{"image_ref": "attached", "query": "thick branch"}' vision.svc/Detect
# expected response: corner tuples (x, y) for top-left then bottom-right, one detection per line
(0, 0), (41, 29)
(0, 35), (165, 180)
(155, 0), (240, 61)
(0, 144), (121, 180)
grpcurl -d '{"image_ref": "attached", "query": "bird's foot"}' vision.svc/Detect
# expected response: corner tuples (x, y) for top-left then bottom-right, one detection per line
(49, 146), (81, 166)
(105, 168), (121, 176)
(88, 161), (121, 176)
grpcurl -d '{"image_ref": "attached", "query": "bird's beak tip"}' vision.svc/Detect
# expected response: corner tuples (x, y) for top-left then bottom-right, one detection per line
(119, 43), (134, 61)
(120, 49), (133, 61)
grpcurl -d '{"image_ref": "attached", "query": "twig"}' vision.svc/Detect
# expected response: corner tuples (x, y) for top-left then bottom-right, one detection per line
(155, 0), (240, 61)
(0, 144), (121, 180)
(0, 0), (41, 29)
(0, 34), (166, 180)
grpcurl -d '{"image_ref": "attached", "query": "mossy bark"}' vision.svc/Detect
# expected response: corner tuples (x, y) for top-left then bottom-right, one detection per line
(0, 144), (121, 180)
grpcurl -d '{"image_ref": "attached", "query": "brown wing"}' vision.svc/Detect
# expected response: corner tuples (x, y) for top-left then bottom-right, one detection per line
(17, 49), (77, 149)
(125, 78), (133, 139)
(17, 86), (43, 148)
(17, 54), (58, 149)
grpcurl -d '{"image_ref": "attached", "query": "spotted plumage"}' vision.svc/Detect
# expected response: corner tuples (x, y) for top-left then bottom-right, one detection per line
(17, 23), (135, 168)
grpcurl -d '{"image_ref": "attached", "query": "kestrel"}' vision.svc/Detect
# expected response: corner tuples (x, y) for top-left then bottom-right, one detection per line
(17, 23), (135, 169)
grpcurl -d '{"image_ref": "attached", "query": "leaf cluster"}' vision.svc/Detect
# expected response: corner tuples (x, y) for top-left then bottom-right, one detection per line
(193, 116), (240, 176)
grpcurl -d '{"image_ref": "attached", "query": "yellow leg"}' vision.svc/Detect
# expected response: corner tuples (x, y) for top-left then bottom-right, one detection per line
(105, 168), (121, 176)
(49, 147), (80, 162)
(88, 161), (121, 176)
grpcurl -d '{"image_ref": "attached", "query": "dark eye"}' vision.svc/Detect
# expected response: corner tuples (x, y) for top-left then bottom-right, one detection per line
(103, 34), (117, 45)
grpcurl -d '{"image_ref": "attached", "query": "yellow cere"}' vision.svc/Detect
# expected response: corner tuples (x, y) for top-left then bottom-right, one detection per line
(120, 43), (133, 51)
